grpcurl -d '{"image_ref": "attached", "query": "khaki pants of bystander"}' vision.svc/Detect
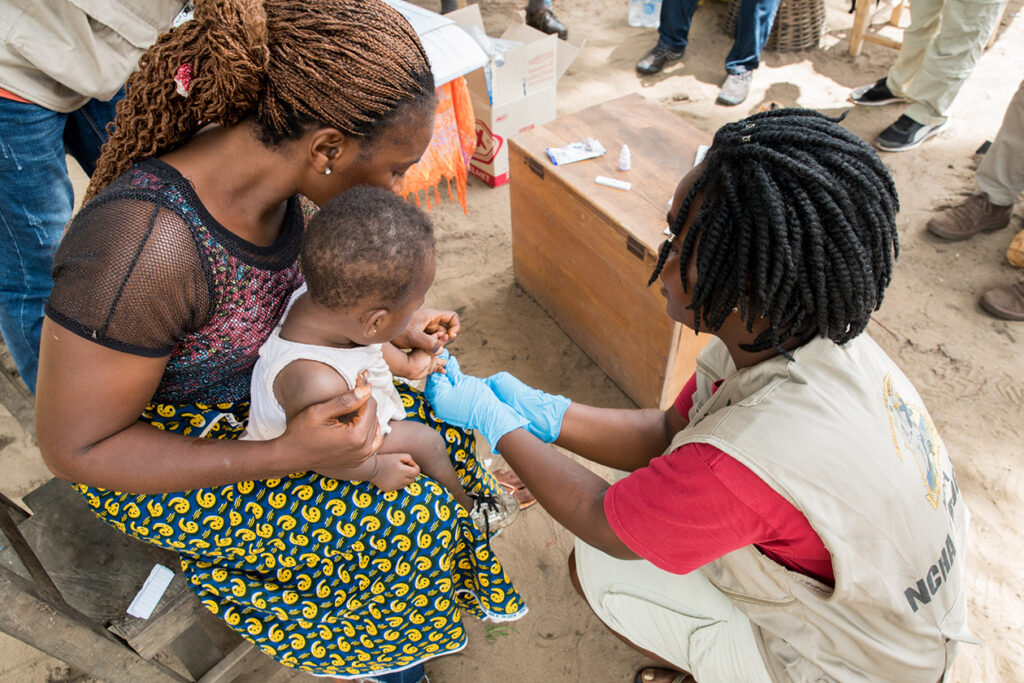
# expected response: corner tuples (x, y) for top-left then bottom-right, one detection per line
(885, 0), (1006, 126)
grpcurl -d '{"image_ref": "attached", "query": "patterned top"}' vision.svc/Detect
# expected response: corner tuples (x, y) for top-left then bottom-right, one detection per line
(47, 159), (305, 403)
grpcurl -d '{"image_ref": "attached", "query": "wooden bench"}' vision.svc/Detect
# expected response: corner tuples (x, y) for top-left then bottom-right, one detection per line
(0, 479), (265, 682)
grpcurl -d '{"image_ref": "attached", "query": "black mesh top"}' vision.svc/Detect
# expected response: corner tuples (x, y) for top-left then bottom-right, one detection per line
(47, 159), (306, 404)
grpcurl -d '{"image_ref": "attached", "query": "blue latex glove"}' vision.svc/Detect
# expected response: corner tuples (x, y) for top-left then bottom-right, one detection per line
(484, 372), (571, 443)
(425, 353), (528, 454)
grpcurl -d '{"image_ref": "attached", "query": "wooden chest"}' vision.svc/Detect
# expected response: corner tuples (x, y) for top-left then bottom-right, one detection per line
(509, 94), (713, 409)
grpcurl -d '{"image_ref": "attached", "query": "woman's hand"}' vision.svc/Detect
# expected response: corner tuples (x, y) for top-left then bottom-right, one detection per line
(277, 373), (384, 472)
(392, 308), (460, 354)
(424, 354), (527, 453)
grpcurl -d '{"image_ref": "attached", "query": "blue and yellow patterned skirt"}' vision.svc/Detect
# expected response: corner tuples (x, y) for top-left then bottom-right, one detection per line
(75, 382), (526, 679)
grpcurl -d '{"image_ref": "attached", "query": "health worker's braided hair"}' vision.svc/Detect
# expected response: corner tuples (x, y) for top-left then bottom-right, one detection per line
(649, 108), (899, 353)
(86, 0), (434, 203)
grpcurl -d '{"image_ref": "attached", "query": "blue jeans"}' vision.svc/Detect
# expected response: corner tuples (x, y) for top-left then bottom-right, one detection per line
(658, 0), (781, 73)
(372, 663), (426, 683)
(0, 89), (123, 392)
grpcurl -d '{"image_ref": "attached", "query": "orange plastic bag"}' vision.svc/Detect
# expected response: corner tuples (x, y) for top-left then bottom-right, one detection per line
(400, 77), (476, 214)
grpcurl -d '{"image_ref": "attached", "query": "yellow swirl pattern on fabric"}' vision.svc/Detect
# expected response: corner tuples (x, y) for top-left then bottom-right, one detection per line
(74, 383), (524, 678)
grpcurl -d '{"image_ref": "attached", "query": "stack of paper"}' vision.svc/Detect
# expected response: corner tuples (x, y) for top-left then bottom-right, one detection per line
(384, 0), (488, 87)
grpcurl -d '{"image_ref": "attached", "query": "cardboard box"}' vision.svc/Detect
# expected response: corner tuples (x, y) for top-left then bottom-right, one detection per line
(448, 4), (579, 187)
(509, 94), (714, 409)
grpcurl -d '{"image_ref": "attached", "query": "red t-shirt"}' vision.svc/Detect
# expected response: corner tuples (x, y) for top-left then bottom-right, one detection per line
(604, 374), (835, 585)
(0, 88), (32, 103)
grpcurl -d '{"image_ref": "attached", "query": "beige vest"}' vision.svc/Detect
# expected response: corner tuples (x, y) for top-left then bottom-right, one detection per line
(670, 336), (974, 682)
(0, 0), (183, 111)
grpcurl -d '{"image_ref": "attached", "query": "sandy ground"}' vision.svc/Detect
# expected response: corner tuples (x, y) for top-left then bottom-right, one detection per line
(2, 0), (1023, 681)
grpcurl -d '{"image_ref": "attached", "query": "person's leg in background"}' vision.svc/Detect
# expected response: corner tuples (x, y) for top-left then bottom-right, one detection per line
(636, 0), (702, 75)
(370, 662), (427, 683)
(847, 0), (944, 109)
(926, 78), (1024, 319)
(975, 79), (1024, 319)
(718, 0), (781, 105)
(874, 0), (1006, 151)
(526, 0), (569, 40)
(885, 0), (946, 101)
(0, 87), (123, 392)
(64, 88), (124, 177)
(976, 78), (1024, 211)
(0, 100), (73, 393)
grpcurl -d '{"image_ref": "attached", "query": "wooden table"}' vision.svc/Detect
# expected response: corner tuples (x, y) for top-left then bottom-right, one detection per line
(508, 94), (713, 409)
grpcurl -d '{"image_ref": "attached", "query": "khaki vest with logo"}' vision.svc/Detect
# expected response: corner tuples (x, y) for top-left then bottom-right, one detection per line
(0, 0), (183, 111)
(669, 335), (974, 682)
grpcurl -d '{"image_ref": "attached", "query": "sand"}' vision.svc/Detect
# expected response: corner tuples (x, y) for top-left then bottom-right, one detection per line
(1, 0), (1022, 680)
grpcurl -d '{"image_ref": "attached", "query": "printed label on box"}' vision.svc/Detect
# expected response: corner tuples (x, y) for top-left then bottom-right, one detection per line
(527, 52), (556, 89)
(473, 120), (503, 164)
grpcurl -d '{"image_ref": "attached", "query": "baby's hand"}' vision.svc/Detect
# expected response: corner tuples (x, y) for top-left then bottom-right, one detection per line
(370, 452), (420, 492)
(403, 349), (447, 380)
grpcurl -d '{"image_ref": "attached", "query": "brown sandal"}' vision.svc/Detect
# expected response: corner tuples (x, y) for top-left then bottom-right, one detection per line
(493, 468), (537, 510)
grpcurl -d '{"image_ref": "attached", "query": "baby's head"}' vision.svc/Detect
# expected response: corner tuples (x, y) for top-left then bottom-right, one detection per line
(652, 108), (900, 353)
(301, 185), (435, 342)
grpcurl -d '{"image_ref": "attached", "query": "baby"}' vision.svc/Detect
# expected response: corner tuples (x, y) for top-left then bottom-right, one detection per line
(243, 185), (517, 533)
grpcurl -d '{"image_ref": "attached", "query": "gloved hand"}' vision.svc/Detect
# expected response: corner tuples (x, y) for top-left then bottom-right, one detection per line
(484, 372), (571, 443)
(425, 352), (528, 454)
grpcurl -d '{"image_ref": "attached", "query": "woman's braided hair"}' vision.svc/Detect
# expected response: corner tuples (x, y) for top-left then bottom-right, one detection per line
(86, 0), (433, 202)
(649, 108), (900, 353)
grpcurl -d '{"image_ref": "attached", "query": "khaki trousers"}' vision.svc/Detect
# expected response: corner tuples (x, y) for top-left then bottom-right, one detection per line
(977, 78), (1024, 206)
(885, 0), (1006, 126)
(574, 538), (772, 683)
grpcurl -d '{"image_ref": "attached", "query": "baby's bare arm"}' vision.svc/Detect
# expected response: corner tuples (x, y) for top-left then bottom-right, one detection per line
(381, 342), (446, 381)
(315, 457), (379, 482)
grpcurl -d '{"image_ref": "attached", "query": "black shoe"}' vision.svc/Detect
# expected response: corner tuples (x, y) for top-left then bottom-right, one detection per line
(849, 77), (906, 106)
(526, 7), (568, 40)
(874, 115), (947, 152)
(636, 45), (684, 75)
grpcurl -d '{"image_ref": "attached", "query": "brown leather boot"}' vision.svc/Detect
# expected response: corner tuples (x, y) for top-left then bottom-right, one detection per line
(980, 282), (1024, 321)
(525, 7), (568, 40)
(926, 193), (1013, 241)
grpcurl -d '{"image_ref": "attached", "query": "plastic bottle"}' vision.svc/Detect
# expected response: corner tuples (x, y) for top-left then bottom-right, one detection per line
(628, 0), (661, 29)
(618, 144), (631, 171)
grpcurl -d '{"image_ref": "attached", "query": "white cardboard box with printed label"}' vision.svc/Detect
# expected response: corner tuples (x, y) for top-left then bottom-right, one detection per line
(448, 4), (580, 187)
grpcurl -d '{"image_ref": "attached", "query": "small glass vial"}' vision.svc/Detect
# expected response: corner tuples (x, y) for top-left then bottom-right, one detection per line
(618, 144), (632, 172)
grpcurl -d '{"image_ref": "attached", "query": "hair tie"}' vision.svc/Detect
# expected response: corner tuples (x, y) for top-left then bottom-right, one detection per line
(173, 63), (194, 98)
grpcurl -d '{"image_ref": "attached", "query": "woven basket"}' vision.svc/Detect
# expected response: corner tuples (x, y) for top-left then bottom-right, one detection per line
(719, 0), (826, 52)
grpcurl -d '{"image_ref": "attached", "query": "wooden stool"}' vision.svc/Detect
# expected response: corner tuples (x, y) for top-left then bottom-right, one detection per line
(849, 0), (907, 56)
(0, 480), (262, 682)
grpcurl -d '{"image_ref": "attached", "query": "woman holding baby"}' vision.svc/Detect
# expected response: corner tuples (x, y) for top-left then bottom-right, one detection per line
(35, 2), (523, 682)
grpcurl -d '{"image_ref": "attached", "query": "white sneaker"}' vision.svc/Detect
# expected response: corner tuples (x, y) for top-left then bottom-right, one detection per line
(717, 71), (753, 106)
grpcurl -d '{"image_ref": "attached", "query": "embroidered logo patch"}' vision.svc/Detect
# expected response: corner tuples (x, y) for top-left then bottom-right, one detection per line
(883, 374), (942, 509)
